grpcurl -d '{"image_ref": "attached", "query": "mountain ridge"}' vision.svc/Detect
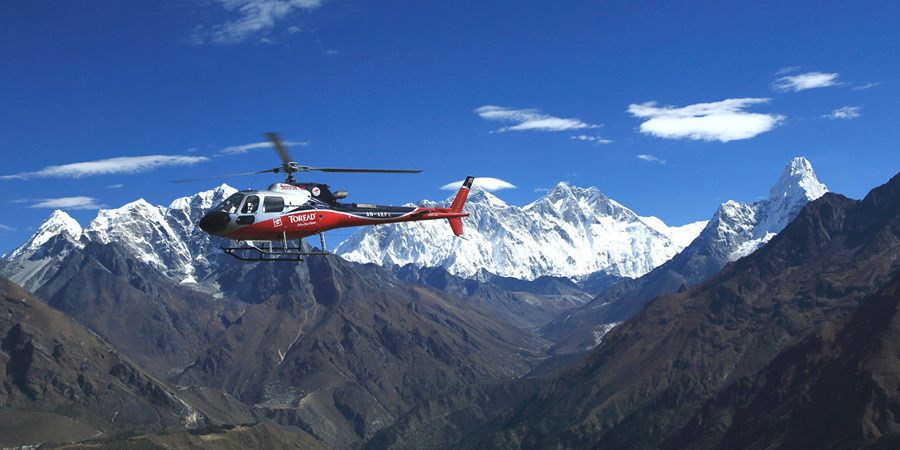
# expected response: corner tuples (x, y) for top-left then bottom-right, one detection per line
(542, 156), (828, 352)
(336, 181), (705, 282)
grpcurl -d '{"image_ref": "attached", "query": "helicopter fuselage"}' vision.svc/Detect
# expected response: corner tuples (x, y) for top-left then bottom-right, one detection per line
(199, 178), (472, 242)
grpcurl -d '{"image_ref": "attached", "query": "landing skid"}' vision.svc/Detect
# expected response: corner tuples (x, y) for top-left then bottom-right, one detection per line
(221, 233), (330, 262)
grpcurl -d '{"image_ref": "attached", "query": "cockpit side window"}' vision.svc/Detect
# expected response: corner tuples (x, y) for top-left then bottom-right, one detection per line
(264, 196), (285, 213)
(214, 193), (244, 214)
(241, 195), (260, 214)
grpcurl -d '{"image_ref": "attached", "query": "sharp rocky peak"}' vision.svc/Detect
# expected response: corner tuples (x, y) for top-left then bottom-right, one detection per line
(769, 156), (827, 202)
(709, 156), (829, 262)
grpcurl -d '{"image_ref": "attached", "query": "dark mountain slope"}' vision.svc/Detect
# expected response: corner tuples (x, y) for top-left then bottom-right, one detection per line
(177, 254), (548, 449)
(34, 241), (230, 375)
(671, 270), (900, 450)
(393, 264), (593, 330)
(0, 276), (211, 447)
(465, 172), (900, 450)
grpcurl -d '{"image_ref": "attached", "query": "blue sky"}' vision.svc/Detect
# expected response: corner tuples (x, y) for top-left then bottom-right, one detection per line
(1, 0), (898, 254)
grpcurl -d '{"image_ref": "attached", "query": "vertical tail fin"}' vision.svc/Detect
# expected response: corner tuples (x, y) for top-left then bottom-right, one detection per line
(447, 176), (474, 237)
(450, 176), (474, 213)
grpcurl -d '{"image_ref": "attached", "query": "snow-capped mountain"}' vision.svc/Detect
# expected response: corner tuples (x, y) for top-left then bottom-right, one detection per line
(2, 184), (236, 289)
(336, 183), (707, 281)
(542, 156), (830, 353)
(2, 210), (85, 292)
(701, 156), (827, 263)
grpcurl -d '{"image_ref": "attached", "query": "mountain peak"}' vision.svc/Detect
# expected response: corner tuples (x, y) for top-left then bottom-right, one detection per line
(769, 156), (827, 202)
(168, 183), (237, 211)
(4, 210), (83, 260)
(465, 184), (509, 208)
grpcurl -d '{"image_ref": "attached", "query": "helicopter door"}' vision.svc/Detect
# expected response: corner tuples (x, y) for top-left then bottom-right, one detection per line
(236, 195), (259, 225)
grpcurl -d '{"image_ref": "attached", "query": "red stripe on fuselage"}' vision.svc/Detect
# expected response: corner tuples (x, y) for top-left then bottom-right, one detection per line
(220, 207), (467, 241)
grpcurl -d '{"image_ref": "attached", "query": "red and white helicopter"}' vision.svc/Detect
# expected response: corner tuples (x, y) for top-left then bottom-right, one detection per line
(177, 133), (473, 261)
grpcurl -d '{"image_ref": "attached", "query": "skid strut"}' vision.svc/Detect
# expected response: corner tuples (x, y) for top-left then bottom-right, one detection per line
(221, 232), (330, 262)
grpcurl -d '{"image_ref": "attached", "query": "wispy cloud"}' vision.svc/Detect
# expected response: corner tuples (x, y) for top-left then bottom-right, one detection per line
(775, 66), (802, 75)
(440, 177), (516, 192)
(772, 71), (841, 92)
(628, 98), (784, 143)
(217, 140), (308, 155)
(852, 82), (880, 91)
(824, 106), (861, 120)
(476, 106), (599, 133)
(0, 224), (16, 232)
(194, 0), (324, 45)
(571, 135), (613, 144)
(637, 154), (665, 164)
(1, 155), (209, 180)
(27, 197), (104, 210)
(106, 184), (124, 189)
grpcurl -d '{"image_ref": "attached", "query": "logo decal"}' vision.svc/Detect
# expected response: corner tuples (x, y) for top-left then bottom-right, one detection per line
(312, 187), (321, 196)
(274, 217), (283, 227)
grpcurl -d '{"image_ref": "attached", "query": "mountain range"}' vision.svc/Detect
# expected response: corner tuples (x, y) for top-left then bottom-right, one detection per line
(336, 182), (707, 282)
(460, 167), (900, 450)
(542, 157), (828, 352)
(5, 156), (900, 450)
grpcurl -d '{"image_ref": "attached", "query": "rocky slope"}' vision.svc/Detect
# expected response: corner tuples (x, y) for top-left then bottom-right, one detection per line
(336, 183), (705, 281)
(175, 254), (548, 449)
(463, 168), (899, 450)
(670, 271), (900, 450)
(543, 157), (828, 352)
(0, 275), (217, 448)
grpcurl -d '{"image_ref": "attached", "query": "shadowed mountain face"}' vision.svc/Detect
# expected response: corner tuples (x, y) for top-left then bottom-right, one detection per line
(0, 276), (212, 447)
(391, 264), (596, 330)
(34, 241), (231, 375)
(670, 271), (900, 450)
(465, 171), (900, 450)
(176, 255), (548, 449)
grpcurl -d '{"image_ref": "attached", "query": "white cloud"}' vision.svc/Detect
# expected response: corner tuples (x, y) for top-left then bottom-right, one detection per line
(218, 140), (308, 155)
(196, 0), (324, 45)
(476, 106), (599, 132)
(27, 197), (104, 210)
(637, 154), (665, 164)
(772, 72), (841, 92)
(106, 184), (124, 189)
(440, 177), (516, 192)
(0, 224), (16, 232)
(852, 82), (880, 91)
(1, 155), (209, 180)
(824, 106), (861, 120)
(628, 98), (784, 143)
(571, 135), (614, 144)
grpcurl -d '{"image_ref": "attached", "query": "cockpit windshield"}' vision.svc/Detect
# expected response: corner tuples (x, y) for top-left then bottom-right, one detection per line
(213, 193), (244, 214)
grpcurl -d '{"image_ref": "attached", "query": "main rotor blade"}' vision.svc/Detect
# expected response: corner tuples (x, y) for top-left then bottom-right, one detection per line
(310, 167), (423, 173)
(171, 169), (277, 183)
(265, 132), (293, 165)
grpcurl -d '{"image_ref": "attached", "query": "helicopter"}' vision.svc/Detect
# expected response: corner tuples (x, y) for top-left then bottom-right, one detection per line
(176, 133), (473, 261)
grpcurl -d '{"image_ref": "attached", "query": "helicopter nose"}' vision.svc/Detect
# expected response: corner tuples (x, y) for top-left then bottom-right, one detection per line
(199, 211), (231, 235)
